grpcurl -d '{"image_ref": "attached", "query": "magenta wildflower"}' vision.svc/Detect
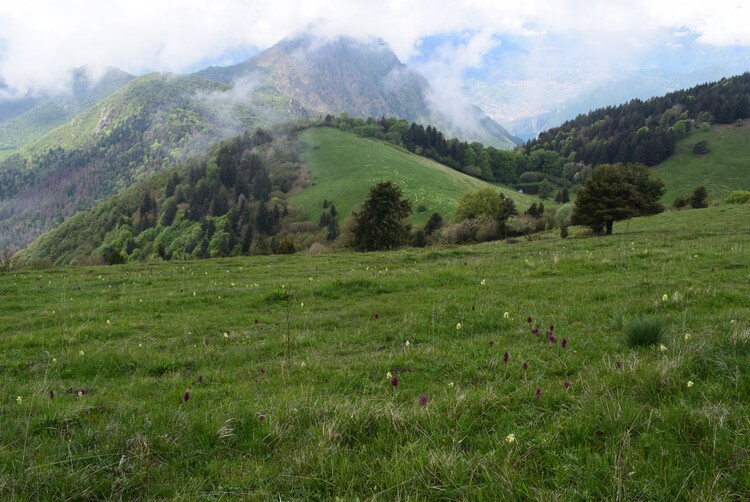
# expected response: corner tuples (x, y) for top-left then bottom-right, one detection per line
(198, 375), (204, 384)
(374, 312), (379, 319)
(391, 376), (399, 388)
(49, 390), (55, 400)
(183, 391), (190, 402)
(472, 304), (476, 312)
(419, 394), (428, 406)
(563, 380), (571, 389)
(532, 328), (539, 336)
(257, 411), (266, 421)
(561, 338), (567, 349)
(489, 340), (495, 347)
(503, 351), (510, 363)
(550, 336), (557, 344)
(550, 324), (555, 331)
(522, 361), (528, 370)
(535, 387), (541, 399)
(527, 316), (532, 323)
(260, 368), (265, 374)
(615, 361), (622, 370)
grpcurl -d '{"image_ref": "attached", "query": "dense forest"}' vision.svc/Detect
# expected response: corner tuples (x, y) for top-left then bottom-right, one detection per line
(525, 72), (750, 167)
(19, 126), (314, 266)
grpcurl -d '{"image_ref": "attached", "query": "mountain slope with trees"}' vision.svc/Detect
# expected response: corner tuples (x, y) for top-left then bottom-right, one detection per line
(525, 72), (750, 168)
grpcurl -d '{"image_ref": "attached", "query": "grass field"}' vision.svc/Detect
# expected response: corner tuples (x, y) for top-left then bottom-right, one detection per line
(2, 205), (750, 499)
(292, 127), (538, 225)
(0, 149), (16, 160)
(654, 121), (750, 205)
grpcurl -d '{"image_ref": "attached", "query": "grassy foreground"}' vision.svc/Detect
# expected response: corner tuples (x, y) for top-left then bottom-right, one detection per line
(2, 205), (750, 499)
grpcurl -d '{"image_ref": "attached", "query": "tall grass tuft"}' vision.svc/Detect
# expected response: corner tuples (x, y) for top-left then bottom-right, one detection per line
(625, 315), (665, 347)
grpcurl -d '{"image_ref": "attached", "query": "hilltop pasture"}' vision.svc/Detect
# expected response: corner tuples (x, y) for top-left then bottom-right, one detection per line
(1, 205), (750, 499)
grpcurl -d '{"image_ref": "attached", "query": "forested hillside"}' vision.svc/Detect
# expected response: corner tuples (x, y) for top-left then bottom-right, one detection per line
(525, 72), (750, 167)
(18, 126), (307, 266)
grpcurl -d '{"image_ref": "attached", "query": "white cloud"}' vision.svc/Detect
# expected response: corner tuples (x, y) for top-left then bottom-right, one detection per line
(0, 0), (748, 98)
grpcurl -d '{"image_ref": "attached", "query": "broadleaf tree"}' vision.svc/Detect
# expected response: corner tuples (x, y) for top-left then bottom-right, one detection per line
(572, 163), (665, 235)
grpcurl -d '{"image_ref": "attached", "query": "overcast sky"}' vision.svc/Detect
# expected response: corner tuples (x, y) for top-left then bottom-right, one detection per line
(1, 0), (749, 98)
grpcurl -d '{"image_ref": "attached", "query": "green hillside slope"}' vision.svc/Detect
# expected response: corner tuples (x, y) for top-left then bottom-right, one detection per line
(653, 121), (750, 204)
(3, 205), (750, 499)
(292, 128), (536, 225)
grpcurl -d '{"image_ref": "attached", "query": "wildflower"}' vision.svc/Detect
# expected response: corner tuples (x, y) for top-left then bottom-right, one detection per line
(550, 336), (557, 345)
(183, 391), (190, 402)
(730, 319), (736, 324)
(16, 396), (22, 404)
(684, 333), (691, 341)
(535, 387), (541, 399)
(481, 279), (486, 285)
(489, 340), (495, 346)
(257, 411), (266, 421)
(687, 380), (694, 388)
(300, 302), (304, 307)
(300, 361), (306, 368)
(52, 358), (57, 363)
(549, 324), (554, 332)
(527, 316), (532, 324)
(106, 319), (111, 325)
(472, 304), (476, 312)
(260, 368), (265, 374)
(224, 332), (229, 338)
(456, 322), (462, 331)
(503, 351), (509, 363)
(563, 380), (571, 389)
(532, 328), (539, 337)
(503, 312), (510, 319)
(49, 390), (55, 399)
(386, 371), (392, 380)
(522, 362), (528, 370)
(79, 350), (85, 356)
(405, 340), (411, 347)
(659, 344), (667, 352)
(374, 312), (379, 319)
(419, 394), (429, 406)
(198, 375), (204, 384)
(506, 433), (516, 444)
(448, 382), (454, 388)
(561, 338), (567, 349)
(661, 294), (668, 302)
(615, 361), (622, 370)
(391, 376), (399, 388)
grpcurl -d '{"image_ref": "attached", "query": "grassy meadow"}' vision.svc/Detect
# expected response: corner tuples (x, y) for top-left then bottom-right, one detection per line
(2, 204), (750, 499)
(292, 127), (537, 226)
(654, 121), (750, 205)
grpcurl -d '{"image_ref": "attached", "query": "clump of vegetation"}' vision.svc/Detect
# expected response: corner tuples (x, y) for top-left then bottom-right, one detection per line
(352, 181), (412, 251)
(692, 140), (710, 155)
(726, 190), (750, 204)
(625, 315), (665, 347)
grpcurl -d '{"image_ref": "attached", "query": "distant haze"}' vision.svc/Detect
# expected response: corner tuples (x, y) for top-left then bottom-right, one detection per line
(2, 1), (750, 133)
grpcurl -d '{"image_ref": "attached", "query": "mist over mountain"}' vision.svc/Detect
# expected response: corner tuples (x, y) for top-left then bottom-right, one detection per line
(0, 67), (134, 151)
(197, 25), (519, 149)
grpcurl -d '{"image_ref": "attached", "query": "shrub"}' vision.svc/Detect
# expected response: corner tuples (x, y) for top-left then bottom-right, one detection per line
(726, 190), (750, 205)
(625, 315), (665, 347)
(692, 140), (709, 155)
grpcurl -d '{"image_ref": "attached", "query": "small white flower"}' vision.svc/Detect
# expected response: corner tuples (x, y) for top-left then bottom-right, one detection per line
(456, 323), (462, 331)
(687, 380), (694, 388)
(106, 319), (111, 325)
(661, 294), (668, 302)
(405, 340), (411, 347)
(506, 433), (516, 444)
(684, 333), (691, 341)
(79, 350), (85, 356)
(386, 372), (392, 380)
(448, 382), (454, 388)
(224, 332), (229, 338)
(503, 312), (510, 319)
(300, 361), (306, 368)
(16, 396), (23, 404)
(659, 344), (667, 352)
(481, 279), (486, 285)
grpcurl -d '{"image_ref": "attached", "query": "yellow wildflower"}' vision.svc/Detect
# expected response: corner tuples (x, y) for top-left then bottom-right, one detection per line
(506, 433), (516, 444)
(456, 323), (462, 331)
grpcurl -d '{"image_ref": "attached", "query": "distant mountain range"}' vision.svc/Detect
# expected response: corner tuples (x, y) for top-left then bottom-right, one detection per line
(0, 27), (519, 251)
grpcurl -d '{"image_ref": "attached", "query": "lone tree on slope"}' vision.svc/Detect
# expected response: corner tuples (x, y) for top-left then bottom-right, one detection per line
(572, 163), (664, 235)
(352, 181), (412, 251)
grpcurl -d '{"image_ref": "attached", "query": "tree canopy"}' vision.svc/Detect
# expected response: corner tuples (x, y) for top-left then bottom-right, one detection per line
(352, 181), (412, 251)
(572, 163), (665, 235)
